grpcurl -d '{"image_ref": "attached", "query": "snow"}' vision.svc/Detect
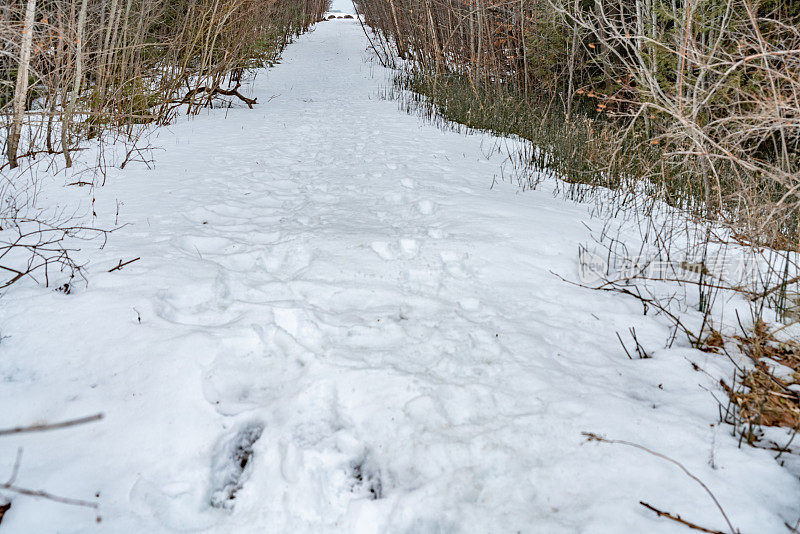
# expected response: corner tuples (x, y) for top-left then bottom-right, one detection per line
(1, 2), (799, 532)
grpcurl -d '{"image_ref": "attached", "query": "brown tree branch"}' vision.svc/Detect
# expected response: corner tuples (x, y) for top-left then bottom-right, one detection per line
(640, 501), (727, 534)
(0, 413), (103, 437)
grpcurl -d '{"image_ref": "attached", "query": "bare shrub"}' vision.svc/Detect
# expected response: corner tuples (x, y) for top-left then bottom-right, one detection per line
(1, 0), (330, 169)
(0, 0), (330, 290)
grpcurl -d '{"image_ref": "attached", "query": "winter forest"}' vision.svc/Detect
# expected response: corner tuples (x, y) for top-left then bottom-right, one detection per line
(1, 0), (799, 531)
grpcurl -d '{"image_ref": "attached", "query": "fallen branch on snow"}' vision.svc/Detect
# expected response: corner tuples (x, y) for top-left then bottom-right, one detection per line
(178, 83), (258, 109)
(639, 501), (727, 534)
(108, 257), (141, 273)
(0, 448), (99, 512)
(582, 432), (738, 534)
(0, 414), (105, 522)
(0, 413), (104, 437)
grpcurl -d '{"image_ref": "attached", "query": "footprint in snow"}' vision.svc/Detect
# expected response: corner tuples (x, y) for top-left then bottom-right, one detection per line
(262, 241), (313, 279)
(154, 275), (238, 328)
(427, 227), (446, 239)
(370, 239), (418, 260)
(458, 297), (481, 311)
(202, 349), (308, 416)
(349, 454), (383, 501)
(384, 193), (405, 207)
(209, 422), (264, 510)
(370, 241), (395, 261)
(440, 251), (472, 279)
(399, 239), (418, 258)
(417, 200), (436, 215)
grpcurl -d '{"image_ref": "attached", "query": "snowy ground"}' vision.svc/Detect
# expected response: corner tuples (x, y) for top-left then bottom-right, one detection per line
(1, 2), (799, 532)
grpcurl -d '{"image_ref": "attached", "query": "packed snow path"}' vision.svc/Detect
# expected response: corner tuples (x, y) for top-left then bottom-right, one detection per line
(1, 6), (799, 533)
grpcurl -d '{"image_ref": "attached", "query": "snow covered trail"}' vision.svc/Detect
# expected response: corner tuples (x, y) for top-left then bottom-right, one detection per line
(1, 6), (799, 534)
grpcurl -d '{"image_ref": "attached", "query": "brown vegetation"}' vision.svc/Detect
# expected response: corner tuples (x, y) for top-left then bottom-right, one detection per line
(0, 0), (328, 289)
(1, 0), (329, 170)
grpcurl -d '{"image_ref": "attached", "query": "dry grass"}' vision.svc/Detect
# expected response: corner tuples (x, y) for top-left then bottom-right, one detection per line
(723, 321), (800, 435)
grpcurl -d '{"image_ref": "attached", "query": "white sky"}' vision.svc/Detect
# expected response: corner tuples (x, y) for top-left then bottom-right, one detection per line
(329, 0), (354, 13)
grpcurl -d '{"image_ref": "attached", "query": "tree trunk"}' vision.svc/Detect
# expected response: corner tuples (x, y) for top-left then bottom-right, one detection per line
(62, 0), (88, 168)
(6, 0), (37, 169)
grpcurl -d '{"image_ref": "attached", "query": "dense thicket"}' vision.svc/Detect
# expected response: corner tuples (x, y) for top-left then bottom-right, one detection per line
(1, 0), (329, 169)
(355, 0), (800, 249)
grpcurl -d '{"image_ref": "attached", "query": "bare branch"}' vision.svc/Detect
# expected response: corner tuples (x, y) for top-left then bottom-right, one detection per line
(0, 413), (103, 437)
